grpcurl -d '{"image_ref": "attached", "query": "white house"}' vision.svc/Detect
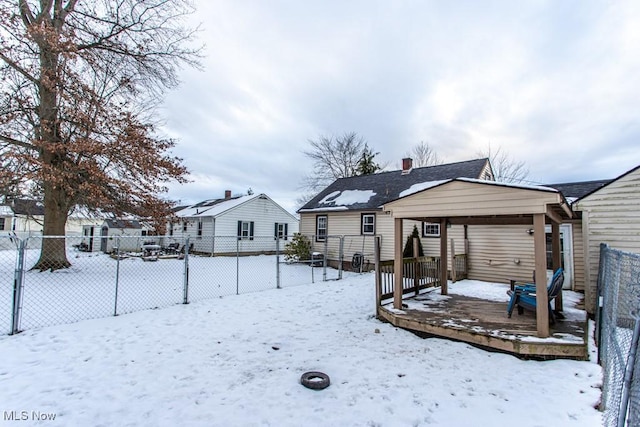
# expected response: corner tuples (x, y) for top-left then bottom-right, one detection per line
(0, 199), (102, 237)
(166, 191), (299, 255)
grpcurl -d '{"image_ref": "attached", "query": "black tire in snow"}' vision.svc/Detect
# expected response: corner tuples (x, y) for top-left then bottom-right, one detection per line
(300, 371), (330, 390)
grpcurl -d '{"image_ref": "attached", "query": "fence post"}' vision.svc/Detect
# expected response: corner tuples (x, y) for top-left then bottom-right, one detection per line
(183, 237), (190, 304)
(338, 236), (344, 280)
(236, 237), (240, 295)
(596, 243), (608, 353)
(11, 238), (26, 335)
(618, 315), (640, 427)
(374, 236), (381, 318)
(276, 236), (281, 289)
(114, 237), (121, 316)
(323, 236), (328, 282)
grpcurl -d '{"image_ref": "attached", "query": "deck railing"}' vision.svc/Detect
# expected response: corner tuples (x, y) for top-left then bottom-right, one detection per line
(376, 253), (468, 302)
(378, 257), (440, 300)
(453, 253), (468, 280)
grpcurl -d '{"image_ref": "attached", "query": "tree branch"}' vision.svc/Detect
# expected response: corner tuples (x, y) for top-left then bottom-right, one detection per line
(0, 52), (39, 85)
(0, 134), (35, 150)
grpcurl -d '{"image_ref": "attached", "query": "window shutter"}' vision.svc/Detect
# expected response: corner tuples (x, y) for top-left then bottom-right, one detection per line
(284, 223), (288, 240)
(237, 221), (242, 240)
(274, 223), (278, 240)
(249, 221), (254, 240)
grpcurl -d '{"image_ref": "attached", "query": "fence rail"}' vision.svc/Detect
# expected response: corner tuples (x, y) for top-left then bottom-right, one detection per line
(0, 234), (353, 335)
(596, 243), (640, 427)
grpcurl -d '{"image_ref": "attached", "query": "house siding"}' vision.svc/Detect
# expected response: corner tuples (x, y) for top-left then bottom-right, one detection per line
(466, 225), (536, 284)
(299, 212), (466, 268)
(571, 220), (585, 293)
(574, 167), (640, 314)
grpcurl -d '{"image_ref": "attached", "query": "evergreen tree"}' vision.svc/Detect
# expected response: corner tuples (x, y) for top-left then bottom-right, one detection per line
(356, 144), (381, 175)
(403, 225), (424, 258)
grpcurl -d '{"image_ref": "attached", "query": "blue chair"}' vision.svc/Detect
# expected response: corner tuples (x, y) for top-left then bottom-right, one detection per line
(507, 268), (564, 324)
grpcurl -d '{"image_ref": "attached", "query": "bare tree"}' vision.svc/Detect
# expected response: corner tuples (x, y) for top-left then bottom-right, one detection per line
(0, 0), (200, 270)
(301, 132), (367, 191)
(477, 143), (530, 183)
(405, 141), (443, 167)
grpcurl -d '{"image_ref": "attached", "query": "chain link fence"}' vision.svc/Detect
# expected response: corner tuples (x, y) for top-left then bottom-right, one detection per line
(1, 234), (353, 335)
(596, 243), (640, 427)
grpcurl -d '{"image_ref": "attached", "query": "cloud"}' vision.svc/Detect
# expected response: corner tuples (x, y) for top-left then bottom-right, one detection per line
(161, 0), (640, 210)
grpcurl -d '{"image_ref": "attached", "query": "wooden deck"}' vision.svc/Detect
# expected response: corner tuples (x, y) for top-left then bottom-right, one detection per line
(377, 292), (588, 360)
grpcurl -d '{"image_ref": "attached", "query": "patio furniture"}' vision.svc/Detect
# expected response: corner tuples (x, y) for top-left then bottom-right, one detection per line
(162, 242), (180, 255)
(141, 244), (161, 261)
(507, 268), (564, 324)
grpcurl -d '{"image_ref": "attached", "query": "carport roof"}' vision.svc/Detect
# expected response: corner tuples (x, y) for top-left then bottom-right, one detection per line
(383, 178), (573, 224)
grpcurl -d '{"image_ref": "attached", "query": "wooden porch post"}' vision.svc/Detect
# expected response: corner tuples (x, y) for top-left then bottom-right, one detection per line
(440, 218), (448, 295)
(551, 221), (563, 312)
(533, 213), (549, 337)
(374, 236), (381, 318)
(413, 237), (420, 295)
(449, 239), (456, 283)
(394, 218), (403, 309)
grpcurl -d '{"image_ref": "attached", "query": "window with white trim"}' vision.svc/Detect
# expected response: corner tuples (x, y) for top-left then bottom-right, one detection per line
(169, 223), (174, 236)
(237, 220), (254, 240)
(361, 214), (375, 235)
(422, 222), (440, 237)
(197, 220), (203, 237)
(275, 222), (288, 240)
(182, 221), (188, 232)
(316, 215), (327, 241)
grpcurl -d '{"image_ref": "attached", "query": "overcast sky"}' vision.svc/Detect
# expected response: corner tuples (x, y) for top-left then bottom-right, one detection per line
(161, 0), (640, 213)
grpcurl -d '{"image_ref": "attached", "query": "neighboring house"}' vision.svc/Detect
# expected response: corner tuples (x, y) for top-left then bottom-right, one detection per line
(0, 198), (102, 236)
(0, 205), (12, 232)
(572, 165), (640, 314)
(166, 191), (299, 255)
(298, 158), (494, 268)
(6, 199), (45, 235)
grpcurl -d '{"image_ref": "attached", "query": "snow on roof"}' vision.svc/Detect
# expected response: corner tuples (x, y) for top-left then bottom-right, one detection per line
(399, 180), (450, 198)
(298, 206), (349, 213)
(456, 177), (559, 192)
(174, 194), (258, 218)
(318, 189), (376, 207)
(0, 205), (13, 216)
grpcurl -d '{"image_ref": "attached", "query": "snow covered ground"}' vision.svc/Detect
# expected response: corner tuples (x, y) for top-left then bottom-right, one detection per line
(0, 272), (602, 426)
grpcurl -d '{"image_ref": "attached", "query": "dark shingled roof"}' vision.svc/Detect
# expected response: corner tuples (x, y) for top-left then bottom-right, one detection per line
(104, 219), (142, 229)
(299, 158), (491, 212)
(10, 199), (45, 216)
(546, 180), (612, 200)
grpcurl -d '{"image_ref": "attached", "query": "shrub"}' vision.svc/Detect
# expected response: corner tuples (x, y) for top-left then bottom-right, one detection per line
(284, 233), (312, 262)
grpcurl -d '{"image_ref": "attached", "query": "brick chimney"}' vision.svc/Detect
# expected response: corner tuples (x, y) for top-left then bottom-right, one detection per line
(402, 158), (413, 175)
(224, 190), (231, 199)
